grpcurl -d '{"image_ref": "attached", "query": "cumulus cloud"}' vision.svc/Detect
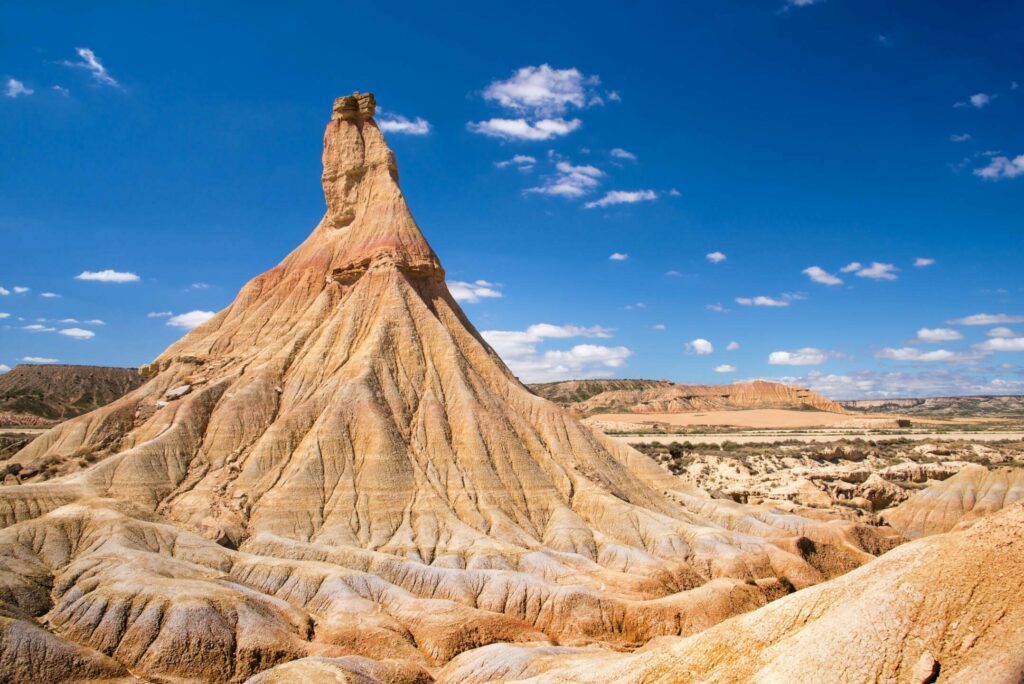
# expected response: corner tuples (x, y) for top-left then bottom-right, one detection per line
(40, 292), (61, 298)
(527, 161), (603, 198)
(481, 64), (602, 117)
(947, 313), (1024, 326)
(987, 327), (1015, 338)
(447, 280), (503, 303)
(21, 356), (58, 364)
(495, 154), (536, 171)
(60, 47), (119, 88)
(482, 322), (626, 382)
(802, 266), (842, 286)
(840, 262), (862, 273)
(686, 338), (714, 355)
(0, 364), (9, 373)
(768, 348), (829, 366)
(610, 148), (636, 161)
(975, 336), (1024, 352)
(608, 252), (629, 261)
(727, 341), (740, 351)
(913, 257), (936, 267)
(0, 313), (8, 319)
(853, 262), (898, 280)
(12, 286), (28, 293)
(75, 269), (140, 283)
(705, 251), (726, 263)
(770, 368), (1024, 400)
(377, 114), (431, 135)
(974, 154), (1024, 180)
(706, 303), (728, 313)
(59, 327), (95, 340)
(167, 310), (215, 329)
(23, 324), (55, 332)
(916, 327), (963, 343)
(876, 347), (977, 363)
(736, 295), (789, 307)
(5, 78), (33, 98)
(147, 311), (172, 318)
(714, 364), (736, 373)
(585, 190), (657, 209)
(468, 117), (582, 141)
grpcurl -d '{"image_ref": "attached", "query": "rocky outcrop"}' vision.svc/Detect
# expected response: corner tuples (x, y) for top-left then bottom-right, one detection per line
(0, 94), (899, 682)
(883, 464), (1024, 538)
(440, 502), (1024, 682)
(531, 379), (844, 415)
(0, 364), (142, 427)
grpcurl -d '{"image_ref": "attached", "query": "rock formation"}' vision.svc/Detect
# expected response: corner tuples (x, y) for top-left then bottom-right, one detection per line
(0, 93), (986, 683)
(0, 364), (141, 428)
(883, 463), (1024, 538)
(531, 379), (844, 416)
(437, 501), (1024, 683)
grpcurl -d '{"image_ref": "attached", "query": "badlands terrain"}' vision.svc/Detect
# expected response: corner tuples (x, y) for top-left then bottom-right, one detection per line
(1, 94), (1022, 683)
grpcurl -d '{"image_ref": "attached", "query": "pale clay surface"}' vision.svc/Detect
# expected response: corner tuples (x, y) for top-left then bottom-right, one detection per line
(0, 93), (1020, 683)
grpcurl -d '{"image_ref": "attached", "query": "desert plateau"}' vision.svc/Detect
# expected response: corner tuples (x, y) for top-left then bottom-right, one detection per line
(3, 3), (1023, 682)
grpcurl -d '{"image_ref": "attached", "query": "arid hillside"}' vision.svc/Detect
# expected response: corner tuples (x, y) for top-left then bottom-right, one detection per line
(531, 378), (844, 415)
(0, 93), (1021, 684)
(0, 364), (141, 427)
(842, 394), (1024, 417)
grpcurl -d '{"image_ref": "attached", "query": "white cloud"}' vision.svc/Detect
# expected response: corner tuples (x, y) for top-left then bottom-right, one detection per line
(468, 117), (581, 141)
(23, 324), (55, 332)
(969, 93), (991, 108)
(0, 313), (8, 319)
(785, 0), (820, 6)
(802, 266), (842, 286)
(840, 262), (862, 273)
(736, 295), (789, 307)
(482, 322), (626, 382)
(527, 161), (603, 198)
(481, 64), (602, 118)
(916, 327), (963, 343)
(687, 338), (714, 355)
(59, 327), (95, 340)
(495, 154), (536, 171)
(769, 348), (829, 366)
(585, 190), (657, 209)
(60, 47), (120, 88)
(610, 148), (636, 161)
(950, 133), (971, 143)
(608, 252), (629, 261)
(148, 311), (172, 318)
(52, 85), (69, 96)
(0, 287), (8, 296)
(653, 324), (666, 330)
(188, 282), (209, 290)
(377, 114), (431, 135)
(948, 313), (1024, 326)
(448, 279), (503, 303)
(664, 270), (682, 277)
(706, 303), (728, 313)
(75, 269), (140, 283)
(876, 347), (976, 363)
(853, 262), (898, 280)
(913, 257), (935, 267)
(0, 364), (9, 373)
(167, 310), (215, 329)
(770, 368), (1024, 400)
(974, 154), (1024, 180)
(714, 364), (736, 373)
(12, 286), (28, 293)
(705, 251), (726, 263)
(668, 188), (681, 197)
(727, 341), (740, 351)
(5, 78), (33, 98)
(39, 292), (61, 298)
(83, 319), (104, 325)
(21, 356), (58, 364)
(987, 327), (1015, 338)
(975, 337), (1024, 352)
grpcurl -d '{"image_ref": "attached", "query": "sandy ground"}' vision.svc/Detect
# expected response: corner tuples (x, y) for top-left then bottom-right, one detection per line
(608, 431), (1024, 446)
(587, 409), (894, 429)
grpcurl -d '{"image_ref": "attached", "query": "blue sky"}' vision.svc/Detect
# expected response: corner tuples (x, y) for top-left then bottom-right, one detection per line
(1, 0), (1022, 398)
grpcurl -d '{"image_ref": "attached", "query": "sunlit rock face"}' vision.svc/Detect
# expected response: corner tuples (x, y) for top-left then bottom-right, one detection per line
(1, 94), (901, 683)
